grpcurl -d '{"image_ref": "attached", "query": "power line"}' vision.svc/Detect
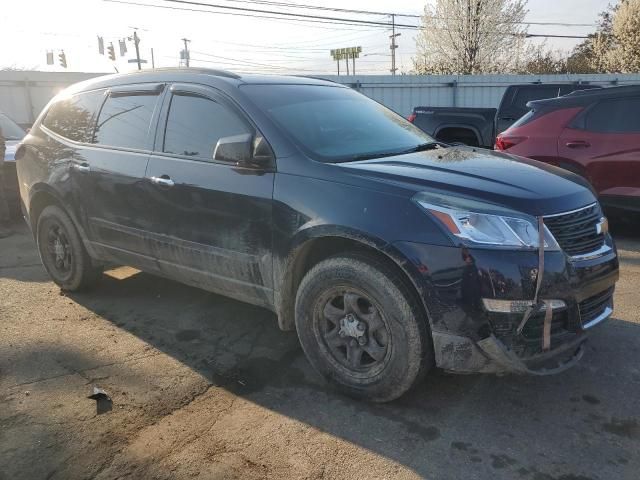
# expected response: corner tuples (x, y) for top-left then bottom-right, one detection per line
(159, 0), (599, 28)
(104, 0), (400, 30)
(191, 50), (317, 71)
(104, 0), (591, 39)
(205, 0), (419, 18)
(157, 0), (417, 27)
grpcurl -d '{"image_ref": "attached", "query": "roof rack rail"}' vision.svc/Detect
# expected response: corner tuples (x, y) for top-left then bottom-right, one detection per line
(293, 75), (339, 84)
(136, 67), (240, 79)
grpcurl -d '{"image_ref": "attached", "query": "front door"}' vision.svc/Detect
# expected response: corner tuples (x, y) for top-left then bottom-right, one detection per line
(143, 84), (275, 308)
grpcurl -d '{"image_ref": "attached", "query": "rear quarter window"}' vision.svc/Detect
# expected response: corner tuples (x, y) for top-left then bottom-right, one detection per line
(43, 90), (105, 143)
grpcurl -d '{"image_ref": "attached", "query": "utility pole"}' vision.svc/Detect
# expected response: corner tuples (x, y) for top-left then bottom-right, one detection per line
(151, 48), (155, 68)
(182, 38), (191, 67)
(133, 30), (142, 70)
(389, 14), (401, 76)
(352, 53), (356, 76)
(345, 55), (350, 75)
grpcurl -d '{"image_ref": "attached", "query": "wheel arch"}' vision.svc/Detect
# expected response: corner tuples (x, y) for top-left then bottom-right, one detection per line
(28, 184), (98, 259)
(434, 124), (482, 147)
(275, 227), (433, 335)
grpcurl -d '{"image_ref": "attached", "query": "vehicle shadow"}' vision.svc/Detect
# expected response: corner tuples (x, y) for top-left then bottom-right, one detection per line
(65, 268), (640, 479)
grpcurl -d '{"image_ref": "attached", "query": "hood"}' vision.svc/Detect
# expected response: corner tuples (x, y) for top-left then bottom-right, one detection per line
(339, 147), (596, 216)
(4, 140), (19, 162)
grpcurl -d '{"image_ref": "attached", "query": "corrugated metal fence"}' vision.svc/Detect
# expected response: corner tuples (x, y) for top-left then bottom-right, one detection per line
(322, 73), (640, 116)
(0, 71), (103, 126)
(2, 70), (640, 126)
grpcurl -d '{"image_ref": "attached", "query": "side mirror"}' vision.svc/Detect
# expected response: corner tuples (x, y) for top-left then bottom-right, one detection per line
(213, 133), (274, 169)
(214, 133), (253, 164)
(252, 135), (274, 166)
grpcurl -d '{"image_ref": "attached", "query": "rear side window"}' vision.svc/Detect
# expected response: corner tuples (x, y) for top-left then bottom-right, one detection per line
(94, 92), (159, 150)
(512, 87), (560, 110)
(510, 110), (536, 128)
(583, 97), (640, 133)
(43, 90), (104, 142)
(163, 94), (250, 161)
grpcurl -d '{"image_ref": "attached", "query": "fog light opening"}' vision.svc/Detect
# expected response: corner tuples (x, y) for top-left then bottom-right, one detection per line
(482, 298), (566, 314)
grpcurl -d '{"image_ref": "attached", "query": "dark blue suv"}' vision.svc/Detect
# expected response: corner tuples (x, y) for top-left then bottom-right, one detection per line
(16, 69), (619, 401)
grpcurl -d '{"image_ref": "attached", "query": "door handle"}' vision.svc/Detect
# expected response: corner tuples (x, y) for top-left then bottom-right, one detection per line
(73, 163), (90, 173)
(150, 175), (175, 187)
(566, 141), (590, 149)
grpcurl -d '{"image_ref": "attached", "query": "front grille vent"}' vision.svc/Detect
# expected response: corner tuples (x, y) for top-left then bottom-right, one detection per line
(544, 204), (604, 256)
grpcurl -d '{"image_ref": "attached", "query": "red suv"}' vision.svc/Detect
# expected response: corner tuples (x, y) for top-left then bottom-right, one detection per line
(495, 85), (640, 215)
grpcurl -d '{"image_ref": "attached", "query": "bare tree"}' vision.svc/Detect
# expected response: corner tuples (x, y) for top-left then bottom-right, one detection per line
(413, 0), (529, 74)
(567, 4), (618, 73)
(519, 46), (569, 74)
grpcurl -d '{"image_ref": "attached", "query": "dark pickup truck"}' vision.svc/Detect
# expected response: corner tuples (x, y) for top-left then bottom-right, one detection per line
(408, 83), (602, 148)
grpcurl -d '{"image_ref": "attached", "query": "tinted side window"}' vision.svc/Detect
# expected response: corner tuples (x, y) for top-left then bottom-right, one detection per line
(94, 93), (159, 149)
(163, 94), (250, 161)
(43, 90), (104, 142)
(584, 97), (640, 133)
(512, 87), (560, 110)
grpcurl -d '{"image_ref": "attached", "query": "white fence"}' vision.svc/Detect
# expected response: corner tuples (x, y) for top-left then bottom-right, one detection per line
(2, 70), (640, 126)
(0, 71), (104, 126)
(322, 73), (640, 116)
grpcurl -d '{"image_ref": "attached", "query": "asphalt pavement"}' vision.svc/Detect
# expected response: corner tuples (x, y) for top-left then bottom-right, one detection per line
(1, 220), (639, 480)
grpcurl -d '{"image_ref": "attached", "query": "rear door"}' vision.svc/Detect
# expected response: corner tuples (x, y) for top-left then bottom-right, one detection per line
(83, 83), (165, 268)
(36, 89), (105, 227)
(558, 96), (640, 205)
(143, 83), (275, 307)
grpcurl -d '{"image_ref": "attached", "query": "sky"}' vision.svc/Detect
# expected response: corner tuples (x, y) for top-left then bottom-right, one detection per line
(0, 0), (614, 75)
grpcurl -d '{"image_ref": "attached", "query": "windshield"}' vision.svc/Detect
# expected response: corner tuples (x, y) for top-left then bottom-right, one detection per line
(0, 113), (26, 140)
(241, 84), (435, 162)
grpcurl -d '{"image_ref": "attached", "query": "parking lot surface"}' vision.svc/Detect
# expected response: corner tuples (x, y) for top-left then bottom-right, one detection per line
(1, 221), (639, 480)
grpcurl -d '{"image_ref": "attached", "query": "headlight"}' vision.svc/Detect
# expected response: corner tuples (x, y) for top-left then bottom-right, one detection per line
(414, 195), (560, 250)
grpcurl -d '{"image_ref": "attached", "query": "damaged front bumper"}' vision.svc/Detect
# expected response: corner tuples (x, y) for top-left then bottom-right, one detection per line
(389, 238), (619, 376)
(432, 330), (587, 375)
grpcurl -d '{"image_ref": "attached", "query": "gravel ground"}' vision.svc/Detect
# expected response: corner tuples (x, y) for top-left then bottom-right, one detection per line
(1, 220), (639, 480)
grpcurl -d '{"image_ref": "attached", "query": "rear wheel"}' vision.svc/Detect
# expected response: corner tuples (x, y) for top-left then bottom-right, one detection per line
(295, 253), (433, 402)
(36, 205), (102, 291)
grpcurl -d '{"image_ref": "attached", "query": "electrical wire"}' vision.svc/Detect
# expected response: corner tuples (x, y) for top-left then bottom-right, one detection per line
(104, 0), (591, 38)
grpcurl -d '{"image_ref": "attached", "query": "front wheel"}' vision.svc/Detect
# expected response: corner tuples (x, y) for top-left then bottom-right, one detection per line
(295, 253), (433, 402)
(36, 205), (102, 291)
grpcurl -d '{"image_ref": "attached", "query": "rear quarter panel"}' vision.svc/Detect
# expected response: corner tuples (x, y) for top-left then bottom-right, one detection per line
(504, 107), (583, 163)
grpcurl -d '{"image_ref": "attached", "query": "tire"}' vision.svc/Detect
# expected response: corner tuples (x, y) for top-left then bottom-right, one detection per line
(295, 253), (433, 402)
(36, 205), (102, 291)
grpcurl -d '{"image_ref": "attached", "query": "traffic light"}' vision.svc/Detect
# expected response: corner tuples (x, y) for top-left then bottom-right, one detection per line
(98, 36), (104, 55)
(58, 51), (67, 68)
(107, 43), (116, 61)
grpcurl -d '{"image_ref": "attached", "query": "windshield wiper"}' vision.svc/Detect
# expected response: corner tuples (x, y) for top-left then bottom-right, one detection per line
(340, 141), (448, 163)
(398, 141), (447, 154)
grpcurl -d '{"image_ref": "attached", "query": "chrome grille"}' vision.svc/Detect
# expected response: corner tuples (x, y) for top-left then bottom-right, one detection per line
(544, 204), (605, 256)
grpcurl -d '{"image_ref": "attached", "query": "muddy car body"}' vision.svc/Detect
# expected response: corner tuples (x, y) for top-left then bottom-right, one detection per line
(16, 69), (619, 401)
